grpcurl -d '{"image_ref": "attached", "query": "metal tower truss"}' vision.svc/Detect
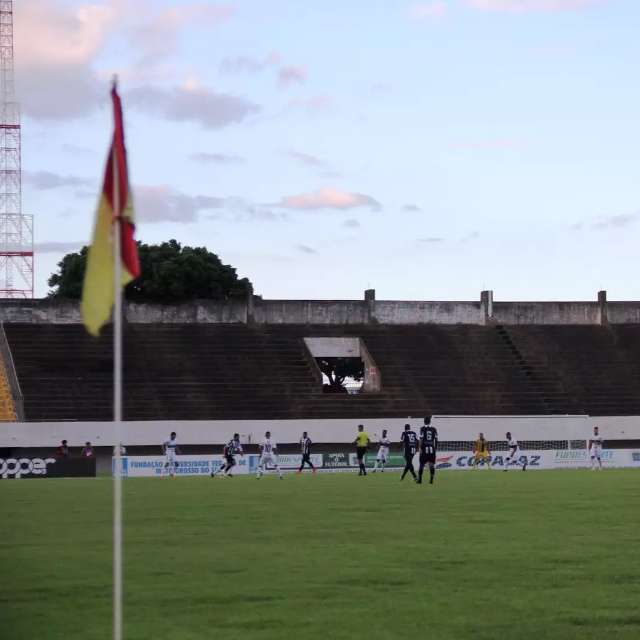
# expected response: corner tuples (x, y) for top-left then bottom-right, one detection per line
(0, 0), (33, 298)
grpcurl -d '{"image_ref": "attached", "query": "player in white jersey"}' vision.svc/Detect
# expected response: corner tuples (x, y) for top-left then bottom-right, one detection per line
(372, 429), (391, 473)
(162, 431), (179, 478)
(257, 431), (283, 479)
(504, 432), (527, 471)
(588, 426), (603, 470)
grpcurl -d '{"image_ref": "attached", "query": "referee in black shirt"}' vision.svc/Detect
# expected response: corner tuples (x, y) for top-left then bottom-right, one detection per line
(400, 424), (418, 481)
(297, 431), (315, 474)
(418, 415), (438, 485)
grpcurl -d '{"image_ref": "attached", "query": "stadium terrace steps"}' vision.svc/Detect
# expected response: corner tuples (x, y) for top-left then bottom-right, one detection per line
(4, 323), (640, 421)
(0, 355), (17, 421)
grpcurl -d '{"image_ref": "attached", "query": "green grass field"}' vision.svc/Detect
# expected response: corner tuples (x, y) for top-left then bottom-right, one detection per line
(2, 470), (640, 640)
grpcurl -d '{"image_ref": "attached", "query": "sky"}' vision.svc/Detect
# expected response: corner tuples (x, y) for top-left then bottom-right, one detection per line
(15, 0), (640, 301)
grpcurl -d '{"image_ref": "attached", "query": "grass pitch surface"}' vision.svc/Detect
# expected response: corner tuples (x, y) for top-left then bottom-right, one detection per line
(2, 470), (640, 640)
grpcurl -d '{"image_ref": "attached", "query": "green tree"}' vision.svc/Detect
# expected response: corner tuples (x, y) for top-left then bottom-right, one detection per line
(317, 357), (365, 393)
(48, 240), (253, 302)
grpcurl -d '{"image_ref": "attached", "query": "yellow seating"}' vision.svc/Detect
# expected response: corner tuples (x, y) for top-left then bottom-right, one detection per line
(0, 357), (16, 421)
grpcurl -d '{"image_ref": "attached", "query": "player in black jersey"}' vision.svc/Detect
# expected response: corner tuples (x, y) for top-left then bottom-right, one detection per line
(211, 433), (243, 478)
(400, 424), (418, 481)
(418, 415), (438, 485)
(297, 431), (316, 474)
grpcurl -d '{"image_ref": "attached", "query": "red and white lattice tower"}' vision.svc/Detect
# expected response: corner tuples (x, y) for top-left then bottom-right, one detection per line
(0, 0), (33, 298)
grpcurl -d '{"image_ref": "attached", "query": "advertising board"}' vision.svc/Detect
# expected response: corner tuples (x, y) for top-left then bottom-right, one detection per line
(0, 457), (96, 479)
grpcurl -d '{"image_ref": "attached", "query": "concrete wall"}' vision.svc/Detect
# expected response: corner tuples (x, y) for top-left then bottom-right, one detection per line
(3, 415), (639, 447)
(607, 302), (640, 324)
(1, 294), (639, 326)
(304, 337), (360, 358)
(373, 300), (482, 324)
(492, 302), (601, 325)
(255, 300), (368, 324)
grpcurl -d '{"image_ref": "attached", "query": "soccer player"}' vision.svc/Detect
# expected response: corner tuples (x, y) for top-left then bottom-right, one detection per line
(400, 423), (418, 482)
(418, 416), (438, 485)
(212, 433), (243, 478)
(504, 431), (527, 472)
(162, 431), (180, 478)
(297, 431), (316, 474)
(589, 426), (604, 471)
(257, 431), (283, 479)
(473, 432), (491, 470)
(353, 424), (370, 476)
(372, 429), (391, 473)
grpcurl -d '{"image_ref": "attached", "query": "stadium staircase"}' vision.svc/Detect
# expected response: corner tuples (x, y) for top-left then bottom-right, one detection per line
(4, 323), (640, 421)
(503, 325), (640, 415)
(0, 356), (17, 421)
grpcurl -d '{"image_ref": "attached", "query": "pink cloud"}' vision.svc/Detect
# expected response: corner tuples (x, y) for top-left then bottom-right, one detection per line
(410, 2), (449, 19)
(467, 0), (599, 13)
(278, 188), (380, 211)
(15, 1), (236, 120)
(278, 65), (308, 88)
(16, 1), (115, 69)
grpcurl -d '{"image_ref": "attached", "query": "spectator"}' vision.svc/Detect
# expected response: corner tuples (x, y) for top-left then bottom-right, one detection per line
(56, 440), (70, 459)
(81, 441), (94, 458)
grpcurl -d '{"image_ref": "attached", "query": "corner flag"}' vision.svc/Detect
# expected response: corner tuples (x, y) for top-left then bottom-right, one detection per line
(81, 83), (140, 336)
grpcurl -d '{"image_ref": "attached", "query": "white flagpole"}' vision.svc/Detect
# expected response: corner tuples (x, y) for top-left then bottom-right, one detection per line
(112, 82), (124, 640)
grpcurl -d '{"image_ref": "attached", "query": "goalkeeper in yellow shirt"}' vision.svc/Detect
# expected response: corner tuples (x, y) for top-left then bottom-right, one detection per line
(473, 432), (491, 469)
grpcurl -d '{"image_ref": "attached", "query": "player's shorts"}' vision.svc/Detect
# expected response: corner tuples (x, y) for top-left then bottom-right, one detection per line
(590, 446), (602, 459)
(260, 453), (277, 467)
(420, 451), (436, 465)
(474, 451), (490, 461)
(376, 447), (390, 462)
(507, 450), (521, 464)
(356, 447), (367, 461)
(165, 451), (176, 464)
(224, 455), (236, 467)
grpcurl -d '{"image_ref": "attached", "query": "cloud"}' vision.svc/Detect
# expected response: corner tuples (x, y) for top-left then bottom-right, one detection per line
(35, 241), (84, 254)
(135, 185), (225, 223)
(15, 1), (237, 120)
(591, 212), (640, 231)
(287, 151), (327, 168)
(220, 53), (307, 90)
(16, 1), (115, 69)
(127, 85), (260, 129)
(220, 51), (281, 74)
(295, 244), (317, 254)
(288, 95), (332, 113)
(343, 219), (361, 229)
(24, 170), (93, 190)
(410, 2), (449, 19)
(460, 231), (480, 242)
(403, 204), (422, 212)
(134, 186), (283, 224)
(15, 1), (116, 119)
(190, 152), (245, 165)
(466, 0), (599, 13)
(278, 65), (308, 88)
(417, 237), (444, 243)
(278, 188), (381, 212)
(128, 4), (235, 66)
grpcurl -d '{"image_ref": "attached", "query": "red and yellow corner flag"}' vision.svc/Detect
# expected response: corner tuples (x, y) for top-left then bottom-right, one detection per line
(81, 83), (140, 336)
